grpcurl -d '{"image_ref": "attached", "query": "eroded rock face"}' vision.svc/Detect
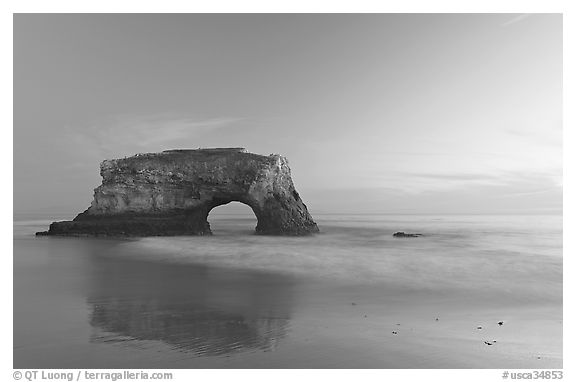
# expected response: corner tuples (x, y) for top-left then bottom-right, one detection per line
(39, 148), (319, 236)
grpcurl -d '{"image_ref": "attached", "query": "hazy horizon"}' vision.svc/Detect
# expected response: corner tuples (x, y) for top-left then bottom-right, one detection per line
(13, 14), (562, 216)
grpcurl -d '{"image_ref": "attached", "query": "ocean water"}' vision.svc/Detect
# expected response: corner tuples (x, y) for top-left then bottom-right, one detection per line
(13, 214), (562, 368)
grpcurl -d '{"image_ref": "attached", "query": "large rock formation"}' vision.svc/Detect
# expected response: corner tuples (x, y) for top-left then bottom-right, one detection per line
(38, 148), (319, 236)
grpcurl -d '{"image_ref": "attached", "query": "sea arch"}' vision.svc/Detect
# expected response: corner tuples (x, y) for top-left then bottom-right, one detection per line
(40, 148), (319, 236)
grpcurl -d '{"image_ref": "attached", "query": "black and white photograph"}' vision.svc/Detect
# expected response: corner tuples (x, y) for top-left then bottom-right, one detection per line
(9, 6), (569, 376)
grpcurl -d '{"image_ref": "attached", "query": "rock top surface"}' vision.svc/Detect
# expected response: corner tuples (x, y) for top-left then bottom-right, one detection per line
(38, 148), (319, 236)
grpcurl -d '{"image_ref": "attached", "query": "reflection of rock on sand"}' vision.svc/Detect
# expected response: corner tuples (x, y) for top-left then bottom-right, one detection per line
(89, 299), (290, 355)
(86, 255), (294, 356)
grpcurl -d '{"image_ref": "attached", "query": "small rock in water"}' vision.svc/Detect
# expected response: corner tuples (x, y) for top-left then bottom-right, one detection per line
(477, 326), (483, 330)
(393, 231), (423, 238)
(498, 321), (504, 326)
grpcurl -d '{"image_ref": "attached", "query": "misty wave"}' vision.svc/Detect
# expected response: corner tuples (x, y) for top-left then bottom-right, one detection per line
(114, 214), (562, 301)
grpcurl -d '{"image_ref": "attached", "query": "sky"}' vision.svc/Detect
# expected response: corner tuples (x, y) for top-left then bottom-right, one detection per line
(13, 13), (562, 216)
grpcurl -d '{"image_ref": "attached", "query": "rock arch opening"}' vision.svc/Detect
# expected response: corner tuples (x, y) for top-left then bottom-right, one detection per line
(207, 201), (258, 235)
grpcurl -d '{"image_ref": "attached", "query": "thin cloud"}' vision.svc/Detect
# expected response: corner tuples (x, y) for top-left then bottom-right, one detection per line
(405, 170), (561, 184)
(493, 188), (561, 198)
(504, 127), (562, 148)
(367, 169), (562, 195)
(406, 172), (500, 181)
(64, 113), (244, 160)
(501, 14), (532, 27)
